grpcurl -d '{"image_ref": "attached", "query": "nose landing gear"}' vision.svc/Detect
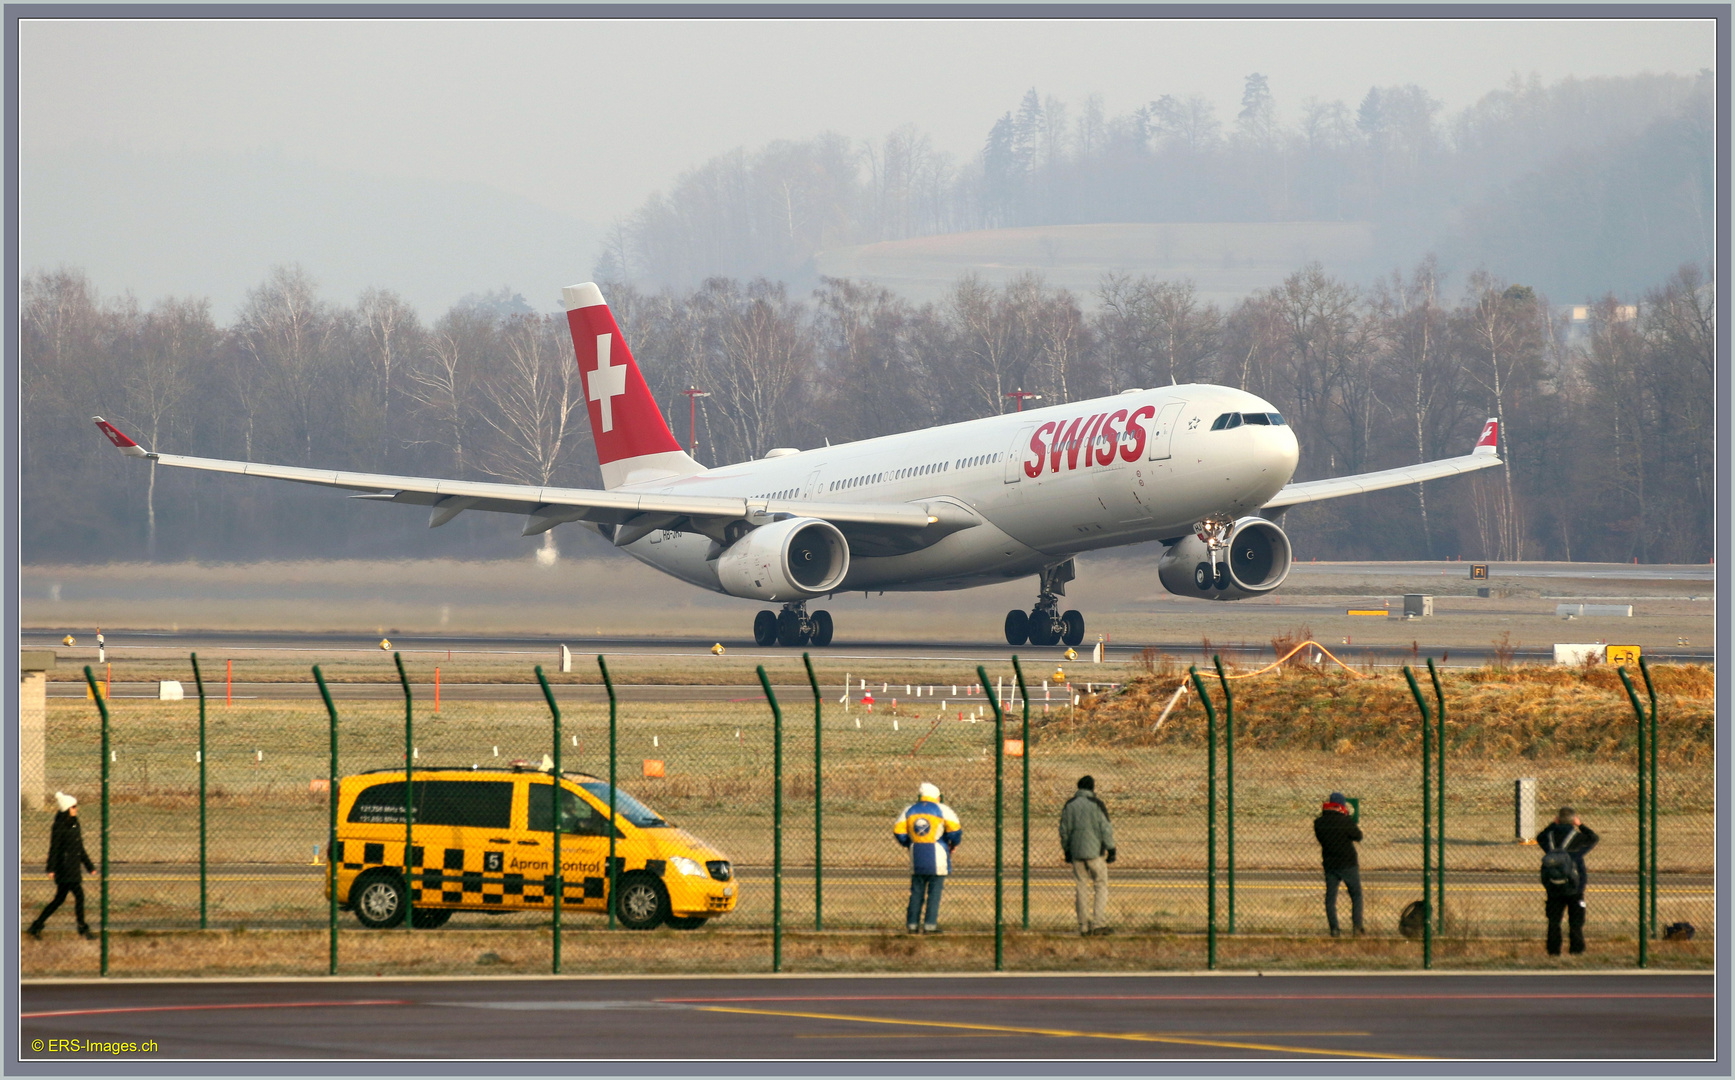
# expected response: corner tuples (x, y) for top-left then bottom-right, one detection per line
(753, 602), (833, 647)
(1192, 514), (1235, 592)
(1004, 562), (1085, 647)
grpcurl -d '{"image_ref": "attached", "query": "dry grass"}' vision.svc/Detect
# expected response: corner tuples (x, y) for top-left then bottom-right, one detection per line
(1051, 664), (1714, 763)
(20, 925), (1711, 979)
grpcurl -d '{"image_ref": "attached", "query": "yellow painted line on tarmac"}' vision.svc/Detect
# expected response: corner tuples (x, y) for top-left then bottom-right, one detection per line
(695, 1005), (1421, 1059)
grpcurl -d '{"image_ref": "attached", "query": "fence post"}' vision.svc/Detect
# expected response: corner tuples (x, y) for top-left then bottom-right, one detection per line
(191, 653), (208, 931)
(84, 666), (110, 976)
(803, 652), (823, 932)
(1428, 659), (1446, 934)
(1187, 666), (1216, 970)
(1403, 666), (1432, 970)
(1640, 656), (1659, 941)
(598, 656), (618, 930)
(1213, 656), (1235, 934)
(1012, 656), (1030, 930)
(394, 653), (415, 932)
(756, 666), (783, 973)
(313, 666), (339, 975)
(978, 665), (1004, 972)
(536, 665), (563, 975)
(1619, 667), (1648, 969)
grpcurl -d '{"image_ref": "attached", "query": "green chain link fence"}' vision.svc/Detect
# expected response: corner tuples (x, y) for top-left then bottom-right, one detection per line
(22, 648), (1712, 976)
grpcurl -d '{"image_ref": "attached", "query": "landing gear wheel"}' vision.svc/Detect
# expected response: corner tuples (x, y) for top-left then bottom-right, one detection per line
(753, 610), (777, 646)
(1061, 610), (1085, 647)
(1194, 563), (1213, 591)
(615, 873), (671, 930)
(1004, 609), (1029, 646)
(776, 609), (805, 646)
(808, 609), (834, 647)
(1213, 563), (1231, 590)
(351, 870), (406, 929)
(665, 915), (708, 930)
(1028, 611), (1058, 647)
(411, 906), (452, 929)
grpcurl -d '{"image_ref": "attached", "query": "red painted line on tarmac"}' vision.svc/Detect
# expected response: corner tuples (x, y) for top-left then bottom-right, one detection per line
(661, 992), (1712, 1004)
(23, 999), (410, 1019)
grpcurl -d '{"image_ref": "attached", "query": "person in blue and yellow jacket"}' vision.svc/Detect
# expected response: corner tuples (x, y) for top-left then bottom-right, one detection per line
(893, 782), (962, 933)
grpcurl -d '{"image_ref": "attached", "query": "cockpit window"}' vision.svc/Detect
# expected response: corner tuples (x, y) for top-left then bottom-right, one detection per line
(1213, 411), (1285, 429)
(1267, 413), (1286, 425)
(1241, 412), (1271, 426)
(1210, 412), (1242, 431)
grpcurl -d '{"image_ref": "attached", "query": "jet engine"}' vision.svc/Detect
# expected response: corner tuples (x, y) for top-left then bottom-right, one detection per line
(715, 517), (850, 602)
(1157, 517), (1293, 601)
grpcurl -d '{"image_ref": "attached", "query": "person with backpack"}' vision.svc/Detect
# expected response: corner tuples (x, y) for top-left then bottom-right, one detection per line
(1313, 791), (1364, 936)
(1059, 775), (1116, 936)
(27, 792), (95, 940)
(1536, 806), (1599, 955)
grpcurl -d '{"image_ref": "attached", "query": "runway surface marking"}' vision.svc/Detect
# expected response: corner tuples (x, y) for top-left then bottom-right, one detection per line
(22, 999), (409, 1019)
(791, 1030), (1374, 1039)
(692, 1004), (1420, 1059)
(667, 992), (1712, 1003)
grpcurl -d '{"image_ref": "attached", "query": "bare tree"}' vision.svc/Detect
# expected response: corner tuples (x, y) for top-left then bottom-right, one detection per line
(127, 297), (214, 556)
(356, 288), (421, 465)
(1459, 272), (1545, 559)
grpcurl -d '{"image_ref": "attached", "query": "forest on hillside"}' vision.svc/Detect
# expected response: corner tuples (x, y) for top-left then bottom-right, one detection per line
(598, 72), (1713, 305)
(23, 255), (1714, 567)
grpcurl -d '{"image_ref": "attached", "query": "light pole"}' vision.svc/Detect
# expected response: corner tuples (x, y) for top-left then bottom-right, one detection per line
(680, 387), (710, 458)
(1005, 388), (1042, 412)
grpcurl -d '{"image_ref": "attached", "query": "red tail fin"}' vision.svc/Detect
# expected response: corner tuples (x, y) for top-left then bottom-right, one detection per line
(1473, 417), (1499, 456)
(562, 283), (700, 489)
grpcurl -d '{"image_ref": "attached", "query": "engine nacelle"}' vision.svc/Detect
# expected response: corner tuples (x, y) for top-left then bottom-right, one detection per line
(1158, 517), (1293, 601)
(715, 517), (850, 601)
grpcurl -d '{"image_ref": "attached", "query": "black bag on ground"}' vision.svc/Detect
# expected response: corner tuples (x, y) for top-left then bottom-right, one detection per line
(1663, 922), (1695, 941)
(1540, 826), (1582, 899)
(1399, 899), (1427, 939)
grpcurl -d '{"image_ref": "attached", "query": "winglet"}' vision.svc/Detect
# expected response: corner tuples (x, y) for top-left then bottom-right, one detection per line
(1472, 418), (1499, 457)
(93, 416), (149, 457)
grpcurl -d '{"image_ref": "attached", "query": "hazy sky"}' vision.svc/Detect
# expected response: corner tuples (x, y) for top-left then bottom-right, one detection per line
(15, 15), (1716, 318)
(22, 16), (1715, 223)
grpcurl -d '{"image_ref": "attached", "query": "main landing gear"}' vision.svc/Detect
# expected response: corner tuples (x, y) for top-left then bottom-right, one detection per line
(753, 602), (834, 647)
(1004, 562), (1085, 648)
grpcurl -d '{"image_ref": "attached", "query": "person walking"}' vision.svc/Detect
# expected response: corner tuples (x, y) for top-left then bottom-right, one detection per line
(1059, 775), (1115, 936)
(1536, 806), (1599, 956)
(892, 781), (961, 933)
(1313, 791), (1364, 937)
(28, 792), (94, 940)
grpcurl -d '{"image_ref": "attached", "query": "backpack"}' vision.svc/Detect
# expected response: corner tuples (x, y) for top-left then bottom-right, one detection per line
(1399, 900), (1427, 939)
(1663, 922), (1695, 941)
(1539, 827), (1581, 898)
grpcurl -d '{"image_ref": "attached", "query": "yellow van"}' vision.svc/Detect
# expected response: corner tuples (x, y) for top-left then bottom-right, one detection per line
(329, 765), (737, 930)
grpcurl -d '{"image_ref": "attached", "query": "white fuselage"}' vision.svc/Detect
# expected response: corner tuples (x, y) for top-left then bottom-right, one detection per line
(616, 386), (1299, 596)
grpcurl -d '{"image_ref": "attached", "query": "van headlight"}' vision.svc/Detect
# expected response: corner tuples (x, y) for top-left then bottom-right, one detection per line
(669, 856), (707, 878)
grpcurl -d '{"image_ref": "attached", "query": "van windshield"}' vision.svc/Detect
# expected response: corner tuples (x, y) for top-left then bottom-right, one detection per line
(578, 782), (671, 829)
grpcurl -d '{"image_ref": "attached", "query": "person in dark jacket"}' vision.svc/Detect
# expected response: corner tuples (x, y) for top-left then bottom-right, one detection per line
(1059, 776), (1116, 936)
(1313, 792), (1363, 936)
(29, 792), (95, 939)
(1535, 806), (1600, 956)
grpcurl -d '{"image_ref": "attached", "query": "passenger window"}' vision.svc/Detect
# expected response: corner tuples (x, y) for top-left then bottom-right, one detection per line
(348, 780), (513, 829)
(528, 784), (617, 836)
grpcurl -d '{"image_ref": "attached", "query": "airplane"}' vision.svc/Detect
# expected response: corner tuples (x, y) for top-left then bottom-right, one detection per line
(93, 281), (1503, 648)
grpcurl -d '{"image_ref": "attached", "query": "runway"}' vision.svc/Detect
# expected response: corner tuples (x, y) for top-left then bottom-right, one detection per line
(19, 972), (1713, 1059)
(24, 628), (1717, 681)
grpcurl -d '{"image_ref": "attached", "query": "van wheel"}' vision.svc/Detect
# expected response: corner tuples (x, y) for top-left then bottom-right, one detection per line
(411, 907), (452, 929)
(665, 915), (707, 930)
(615, 873), (670, 930)
(352, 870), (406, 929)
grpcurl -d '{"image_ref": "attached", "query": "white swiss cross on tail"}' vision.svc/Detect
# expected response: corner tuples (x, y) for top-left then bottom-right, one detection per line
(561, 282), (696, 490)
(587, 334), (628, 432)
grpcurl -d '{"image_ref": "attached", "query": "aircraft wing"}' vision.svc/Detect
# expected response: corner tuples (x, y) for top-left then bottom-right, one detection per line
(92, 417), (973, 548)
(1261, 418), (1502, 510)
